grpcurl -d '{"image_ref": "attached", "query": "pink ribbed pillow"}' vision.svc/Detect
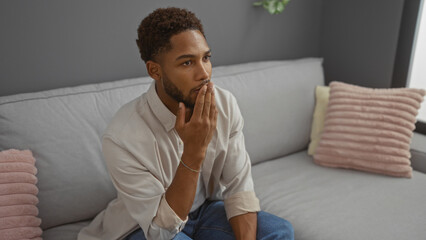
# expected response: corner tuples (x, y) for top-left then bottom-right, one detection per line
(0, 149), (42, 240)
(313, 81), (426, 178)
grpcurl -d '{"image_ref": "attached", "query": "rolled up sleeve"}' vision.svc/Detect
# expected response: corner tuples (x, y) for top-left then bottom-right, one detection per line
(153, 194), (188, 232)
(224, 191), (260, 219)
(221, 96), (261, 220)
(102, 136), (186, 240)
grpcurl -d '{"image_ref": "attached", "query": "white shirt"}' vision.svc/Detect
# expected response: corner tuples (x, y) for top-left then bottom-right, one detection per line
(78, 82), (260, 240)
(190, 174), (206, 213)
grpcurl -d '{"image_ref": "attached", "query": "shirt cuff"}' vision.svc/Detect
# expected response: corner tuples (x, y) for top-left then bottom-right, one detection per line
(224, 191), (261, 220)
(152, 194), (188, 233)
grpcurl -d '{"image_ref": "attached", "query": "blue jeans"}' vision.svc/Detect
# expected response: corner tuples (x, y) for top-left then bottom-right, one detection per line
(125, 200), (294, 240)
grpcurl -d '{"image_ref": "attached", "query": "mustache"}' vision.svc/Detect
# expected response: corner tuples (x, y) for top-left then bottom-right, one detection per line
(192, 80), (211, 92)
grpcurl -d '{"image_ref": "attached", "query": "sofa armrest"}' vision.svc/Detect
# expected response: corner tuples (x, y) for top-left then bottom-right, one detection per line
(410, 132), (426, 174)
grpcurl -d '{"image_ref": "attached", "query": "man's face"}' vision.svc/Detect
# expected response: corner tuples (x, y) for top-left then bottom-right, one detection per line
(155, 30), (212, 109)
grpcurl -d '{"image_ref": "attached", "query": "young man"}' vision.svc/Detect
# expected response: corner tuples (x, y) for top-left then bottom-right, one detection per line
(78, 7), (294, 240)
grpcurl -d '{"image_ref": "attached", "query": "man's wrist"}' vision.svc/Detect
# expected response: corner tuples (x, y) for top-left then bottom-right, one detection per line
(180, 158), (201, 173)
(181, 150), (205, 170)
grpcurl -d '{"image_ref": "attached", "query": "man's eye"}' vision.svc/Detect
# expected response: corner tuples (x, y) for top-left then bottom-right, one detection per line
(183, 61), (191, 66)
(204, 55), (212, 60)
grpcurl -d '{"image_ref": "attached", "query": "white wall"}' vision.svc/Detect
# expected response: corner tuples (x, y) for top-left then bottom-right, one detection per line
(408, 0), (426, 122)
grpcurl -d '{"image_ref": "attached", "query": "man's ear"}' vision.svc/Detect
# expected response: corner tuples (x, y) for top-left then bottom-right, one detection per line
(146, 60), (162, 82)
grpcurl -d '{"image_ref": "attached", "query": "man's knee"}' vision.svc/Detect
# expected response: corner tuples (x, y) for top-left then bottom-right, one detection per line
(277, 218), (294, 240)
(202, 200), (228, 222)
(257, 211), (294, 240)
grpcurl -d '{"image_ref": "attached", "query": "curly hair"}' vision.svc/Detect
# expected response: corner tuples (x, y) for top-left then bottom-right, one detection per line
(136, 7), (205, 63)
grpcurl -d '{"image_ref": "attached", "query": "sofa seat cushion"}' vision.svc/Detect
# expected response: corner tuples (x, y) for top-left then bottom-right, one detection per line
(42, 220), (90, 240)
(252, 151), (426, 240)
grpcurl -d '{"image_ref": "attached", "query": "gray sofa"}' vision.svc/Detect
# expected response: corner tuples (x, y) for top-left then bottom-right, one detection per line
(1, 58), (426, 240)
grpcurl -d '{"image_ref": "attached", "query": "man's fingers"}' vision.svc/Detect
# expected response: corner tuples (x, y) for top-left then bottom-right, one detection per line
(213, 106), (218, 127)
(209, 87), (216, 121)
(213, 109), (218, 128)
(206, 105), (218, 142)
(193, 85), (207, 119)
(203, 83), (213, 118)
(175, 102), (186, 129)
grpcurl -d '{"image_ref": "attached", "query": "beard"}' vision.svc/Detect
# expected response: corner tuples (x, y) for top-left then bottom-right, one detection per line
(162, 73), (196, 109)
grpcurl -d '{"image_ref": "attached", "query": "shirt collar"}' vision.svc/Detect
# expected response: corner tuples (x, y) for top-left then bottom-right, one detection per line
(146, 82), (177, 132)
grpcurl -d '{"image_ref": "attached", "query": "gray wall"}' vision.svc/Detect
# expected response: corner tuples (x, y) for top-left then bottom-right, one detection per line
(0, 0), (415, 96)
(0, 0), (323, 96)
(392, 0), (421, 88)
(320, 0), (405, 88)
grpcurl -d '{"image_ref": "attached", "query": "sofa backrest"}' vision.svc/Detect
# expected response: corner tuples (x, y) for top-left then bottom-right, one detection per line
(0, 58), (323, 229)
(0, 78), (150, 229)
(213, 58), (324, 164)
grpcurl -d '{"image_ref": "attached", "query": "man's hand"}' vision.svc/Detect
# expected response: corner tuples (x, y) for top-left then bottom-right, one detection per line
(165, 82), (217, 220)
(174, 82), (218, 169)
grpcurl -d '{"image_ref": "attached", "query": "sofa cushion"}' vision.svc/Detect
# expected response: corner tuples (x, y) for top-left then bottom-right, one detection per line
(0, 58), (322, 229)
(214, 58), (324, 164)
(252, 150), (426, 240)
(306, 86), (426, 174)
(307, 86), (330, 155)
(314, 81), (425, 178)
(42, 220), (90, 240)
(0, 149), (42, 239)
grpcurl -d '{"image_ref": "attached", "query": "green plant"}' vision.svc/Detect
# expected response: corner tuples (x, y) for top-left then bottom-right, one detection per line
(253, 0), (291, 15)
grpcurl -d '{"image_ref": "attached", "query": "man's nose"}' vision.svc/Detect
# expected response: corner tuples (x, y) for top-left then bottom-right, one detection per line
(196, 61), (210, 81)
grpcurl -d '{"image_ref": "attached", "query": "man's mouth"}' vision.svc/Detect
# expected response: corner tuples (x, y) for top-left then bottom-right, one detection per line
(193, 81), (210, 93)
